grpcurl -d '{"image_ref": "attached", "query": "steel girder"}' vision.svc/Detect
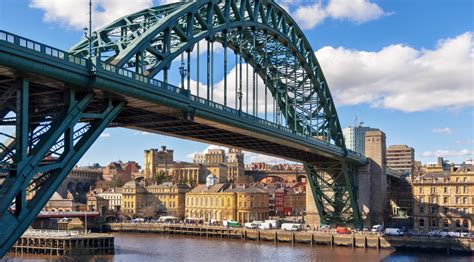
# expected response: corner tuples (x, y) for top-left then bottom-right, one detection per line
(304, 161), (362, 228)
(69, 0), (346, 149)
(0, 79), (125, 257)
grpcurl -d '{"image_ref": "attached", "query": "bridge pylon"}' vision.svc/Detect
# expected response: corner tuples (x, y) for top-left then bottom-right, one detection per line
(0, 79), (124, 256)
(304, 161), (362, 229)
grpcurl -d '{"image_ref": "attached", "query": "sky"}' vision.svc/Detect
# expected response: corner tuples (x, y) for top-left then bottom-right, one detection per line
(0, 0), (473, 167)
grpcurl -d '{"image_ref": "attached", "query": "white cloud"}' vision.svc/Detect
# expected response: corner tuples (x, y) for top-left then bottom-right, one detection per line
(291, 3), (327, 30)
(99, 132), (111, 138)
(432, 128), (453, 135)
(456, 139), (474, 145)
(315, 32), (474, 112)
(282, 0), (388, 30)
(326, 0), (386, 23)
(186, 65), (275, 114)
(134, 131), (152, 136)
(421, 149), (474, 158)
(30, 0), (154, 30)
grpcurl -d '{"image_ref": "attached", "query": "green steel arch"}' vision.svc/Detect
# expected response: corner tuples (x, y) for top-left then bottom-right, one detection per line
(70, 0), (346, 150)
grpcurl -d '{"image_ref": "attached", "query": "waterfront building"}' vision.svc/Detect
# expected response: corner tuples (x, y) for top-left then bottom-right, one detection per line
(387, 145), (415, 175)
(185, 183), (236, 222)
(121, 180), (155, 217)
(146, 182), (191, 218)
(97, 188), (122, 211)
(342, 126), (379, 155)
(283, 188), (306, 216)
(86, 193), (109, 215)
(224, 185), (269, 223)
(412, 162), (474, 233)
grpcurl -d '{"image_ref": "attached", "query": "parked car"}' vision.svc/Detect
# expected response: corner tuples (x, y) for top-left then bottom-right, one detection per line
(371, 225), (384, 233)
(336, 227), (352, 234)
(320, 224), (331, 230)
(385, 228), (404, 236)
(265, 220), (280, 229)
(244, 222), (259, 229)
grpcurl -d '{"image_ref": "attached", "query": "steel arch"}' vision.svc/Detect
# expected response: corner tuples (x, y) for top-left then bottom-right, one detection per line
(70, 0), (345, 149)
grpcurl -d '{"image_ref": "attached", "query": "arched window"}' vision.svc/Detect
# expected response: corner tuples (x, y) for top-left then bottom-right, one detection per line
(463, 219), (469, 229)
(443, 219), (449, 228)
(456, 219), (461, 228)
(419, 219), (425, 227)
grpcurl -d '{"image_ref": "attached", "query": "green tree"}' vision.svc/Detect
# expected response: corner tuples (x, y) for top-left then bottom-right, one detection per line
(152, 170), (169, 184)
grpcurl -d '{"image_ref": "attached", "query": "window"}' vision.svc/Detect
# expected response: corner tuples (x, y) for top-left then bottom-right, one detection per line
(419, 187), (424, 194)
(420, 197), (424, 203)
(464, 186), (468, 194)
(464, 177), (468, 182)
(431, 197), (437, 204)
(456, 220), (461, 228)
(430, 219), (437, 228)
(443, 197), (448, 204)
(419, 219), (425, 227)
(431, 206), (437, 214)
(444, 207), (448, 214)
(456, 177), (460, 182)
(431, 187), (436, 194)
(456, 186), (460, 194)
(463, 219), (469, 229)
(419, 206), (424, 214)
(463, 197), (468, 205)
(443, 219), (449, 228)
(443, 187), (448, 194)
(456, 197), (460, 204)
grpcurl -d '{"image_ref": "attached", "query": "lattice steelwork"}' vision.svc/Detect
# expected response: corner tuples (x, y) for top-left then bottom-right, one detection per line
(0, 0), (366, 256)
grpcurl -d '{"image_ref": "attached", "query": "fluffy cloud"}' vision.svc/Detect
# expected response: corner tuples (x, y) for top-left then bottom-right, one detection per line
(99, 132), (111, 138)
(325, 0), (386, 23)
(30, 0), (154, 30)
(421, 149), (474, 158)
(432, 128), (453, 135)
(280, 0), (388, 30)
(315, 32), (474, 112)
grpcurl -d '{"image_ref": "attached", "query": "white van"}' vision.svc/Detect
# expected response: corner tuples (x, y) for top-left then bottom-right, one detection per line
(371, 225), (384, 233)
(281, 223), (302, 231)
(385, 228), (404, 236)
(265, 220), (280, 229)
(258, 222), (272, 230)
(244, 222), (259, 229)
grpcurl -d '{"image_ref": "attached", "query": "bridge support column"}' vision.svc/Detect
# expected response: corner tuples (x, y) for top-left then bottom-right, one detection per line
(0, 84), (125, 257)
(304, 161), (362, 229)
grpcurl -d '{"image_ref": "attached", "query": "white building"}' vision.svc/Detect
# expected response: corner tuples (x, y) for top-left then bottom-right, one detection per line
(342, 126), (379, 155)
(97, 188), (122, 211)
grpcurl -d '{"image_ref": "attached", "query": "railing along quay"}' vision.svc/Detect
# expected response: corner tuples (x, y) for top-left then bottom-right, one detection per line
(108, 223), (474, 254)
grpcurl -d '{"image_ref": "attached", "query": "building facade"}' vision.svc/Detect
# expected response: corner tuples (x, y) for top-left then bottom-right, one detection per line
(387, 145), (415, 175)
(225, 186), (269, 223)
(185, 183), (236, 222)
(342, 126), (379, 155)
(97, 188), (122, 211)
(121, 181), (155, 217)
(143, 146), (174, 180)
(412, 163), (474, 233)
(146, 182), (191, 218)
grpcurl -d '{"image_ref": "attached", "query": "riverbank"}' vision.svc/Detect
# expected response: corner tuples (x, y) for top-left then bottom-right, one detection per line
(108, 223), (474, 254)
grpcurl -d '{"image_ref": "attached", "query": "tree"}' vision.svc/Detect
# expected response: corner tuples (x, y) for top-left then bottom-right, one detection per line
(152, 170), (170, 185)
(111, 173), (130, 188)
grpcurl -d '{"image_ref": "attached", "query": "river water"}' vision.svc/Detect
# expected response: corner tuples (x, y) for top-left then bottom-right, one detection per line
(4, 232), (473, 261)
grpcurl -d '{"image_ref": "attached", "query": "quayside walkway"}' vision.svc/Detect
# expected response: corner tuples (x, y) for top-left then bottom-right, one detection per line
(108, 223), (474, 254)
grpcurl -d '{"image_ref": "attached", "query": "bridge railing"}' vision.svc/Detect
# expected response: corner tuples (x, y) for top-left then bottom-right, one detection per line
(0, 30), (88, 68)
(0, 30), (366, 162)
(98, 59), (350, 156)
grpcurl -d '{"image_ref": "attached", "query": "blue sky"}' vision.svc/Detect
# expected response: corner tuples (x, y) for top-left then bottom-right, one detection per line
(0, 0), (473, 167)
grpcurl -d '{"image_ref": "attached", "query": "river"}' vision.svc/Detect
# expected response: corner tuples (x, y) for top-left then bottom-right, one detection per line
(4, 232), (473, 261)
